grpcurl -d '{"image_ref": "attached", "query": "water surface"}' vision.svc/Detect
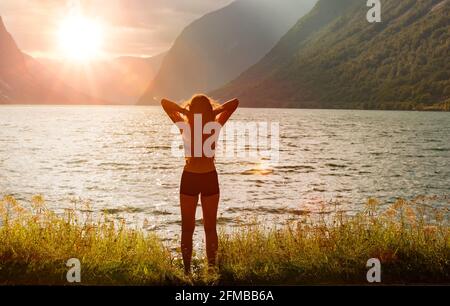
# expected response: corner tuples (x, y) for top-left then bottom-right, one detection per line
(0, 106), (449, 241)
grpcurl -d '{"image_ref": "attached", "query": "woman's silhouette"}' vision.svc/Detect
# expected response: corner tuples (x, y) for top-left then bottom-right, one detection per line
(161, 94), (239, 274)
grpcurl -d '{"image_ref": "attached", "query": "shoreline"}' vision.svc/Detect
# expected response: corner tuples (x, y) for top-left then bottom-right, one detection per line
(0, 103), (449, 112)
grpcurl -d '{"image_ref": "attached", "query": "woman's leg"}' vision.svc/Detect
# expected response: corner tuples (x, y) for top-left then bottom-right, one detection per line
(180, 194), (198, 275)
(201, 194), (220, 267)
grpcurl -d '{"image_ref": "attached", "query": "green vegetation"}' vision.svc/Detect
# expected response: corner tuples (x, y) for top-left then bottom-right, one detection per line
(0, 196), (184, 285)
(212, 0), (450, 110)
(0, 195), (449, 285)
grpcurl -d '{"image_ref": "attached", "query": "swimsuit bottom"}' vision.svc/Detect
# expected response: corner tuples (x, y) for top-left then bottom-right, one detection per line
(180, 170), (220, 197)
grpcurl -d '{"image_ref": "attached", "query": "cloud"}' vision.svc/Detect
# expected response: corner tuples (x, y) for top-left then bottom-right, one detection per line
(0, 0), (234, 58)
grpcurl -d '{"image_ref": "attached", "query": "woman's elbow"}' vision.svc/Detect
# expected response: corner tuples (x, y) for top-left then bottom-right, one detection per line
(232, 99), (240, 110)
(161, 99), (173, 112)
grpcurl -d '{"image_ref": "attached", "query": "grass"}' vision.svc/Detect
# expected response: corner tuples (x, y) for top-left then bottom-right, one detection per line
(0, 195), (449, 285)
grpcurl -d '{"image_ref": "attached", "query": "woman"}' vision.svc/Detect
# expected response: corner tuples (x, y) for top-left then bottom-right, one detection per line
(161, 94), (239, 274)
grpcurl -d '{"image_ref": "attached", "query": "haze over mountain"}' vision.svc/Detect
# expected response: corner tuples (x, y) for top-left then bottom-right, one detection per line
(40, 53), (165, 105)
(139, 0), (317, 104)
(212, 0), (450, 110)
(0, 16), (103, 104)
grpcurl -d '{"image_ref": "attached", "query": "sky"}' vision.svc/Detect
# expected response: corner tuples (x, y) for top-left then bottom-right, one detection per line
(0, 0), (234, 59)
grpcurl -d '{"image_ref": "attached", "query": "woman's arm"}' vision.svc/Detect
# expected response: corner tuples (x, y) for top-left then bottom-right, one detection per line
(161, 99), (188, 124)
(214, 98), (239, 126)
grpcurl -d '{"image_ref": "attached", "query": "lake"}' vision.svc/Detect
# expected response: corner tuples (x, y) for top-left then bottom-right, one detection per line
(0, 106), (449, 243)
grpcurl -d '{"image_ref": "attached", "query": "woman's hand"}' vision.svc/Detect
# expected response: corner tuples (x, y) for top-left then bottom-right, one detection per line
(214, 98), (239, 126)
(161, 99), (188, 124)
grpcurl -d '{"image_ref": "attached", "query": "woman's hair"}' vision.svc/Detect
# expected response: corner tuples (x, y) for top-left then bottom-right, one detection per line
(182, 94), (220, 124)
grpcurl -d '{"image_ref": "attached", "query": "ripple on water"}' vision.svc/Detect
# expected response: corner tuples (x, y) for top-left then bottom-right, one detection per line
(275, 165), (315, 171)
(102, 206), (147, 214)
(152, 209), (173, 216)
(426, 148), (450, 152)
(241, 169), (274, 175)
(325, 163), (348, 169)
(226, 206), (310, 216)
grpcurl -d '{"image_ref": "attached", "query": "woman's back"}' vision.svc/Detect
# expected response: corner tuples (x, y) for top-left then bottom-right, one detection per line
(161, 94), (239, 173)
(180, 95), (221, 173)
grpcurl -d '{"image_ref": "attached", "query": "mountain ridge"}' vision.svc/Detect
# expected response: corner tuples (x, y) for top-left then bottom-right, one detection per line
(211, 0), (450, 110)
(139, 0), (317, 104)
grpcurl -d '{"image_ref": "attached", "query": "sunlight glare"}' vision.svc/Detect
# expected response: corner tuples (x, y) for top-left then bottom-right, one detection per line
(58, 15), (104, 61)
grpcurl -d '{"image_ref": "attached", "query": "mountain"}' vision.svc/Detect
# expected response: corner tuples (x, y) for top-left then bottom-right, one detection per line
(0, 16), (104, 104)
(139, 0), (317, 104)
(211, 0), (450, 110)
(40, 52), (166, 105)
(0, 16), (25, 72)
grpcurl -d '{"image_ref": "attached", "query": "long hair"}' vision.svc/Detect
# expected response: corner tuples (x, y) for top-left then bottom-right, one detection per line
(181, 94), (220, 158)
(182, 94), (220, 125)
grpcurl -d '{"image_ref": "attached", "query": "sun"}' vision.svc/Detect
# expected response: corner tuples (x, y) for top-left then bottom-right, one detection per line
(58, 15), (104, 61)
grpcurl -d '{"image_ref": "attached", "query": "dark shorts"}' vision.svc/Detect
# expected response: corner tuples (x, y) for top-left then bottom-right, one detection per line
(180, 170), (220, 197)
